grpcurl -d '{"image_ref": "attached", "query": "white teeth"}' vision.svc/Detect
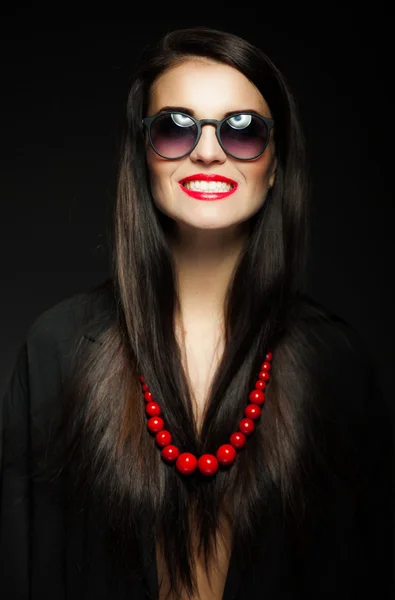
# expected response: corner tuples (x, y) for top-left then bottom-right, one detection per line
(183, 180), (234, 192)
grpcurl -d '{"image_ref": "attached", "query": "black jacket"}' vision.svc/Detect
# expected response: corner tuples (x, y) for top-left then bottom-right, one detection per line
(0, 285), (392, 599)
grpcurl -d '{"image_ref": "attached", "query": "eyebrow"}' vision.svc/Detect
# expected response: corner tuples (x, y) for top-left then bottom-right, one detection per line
(157, 105), (261, 118)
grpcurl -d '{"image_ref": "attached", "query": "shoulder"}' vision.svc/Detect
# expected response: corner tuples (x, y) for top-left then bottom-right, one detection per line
(288, 293), (384, 421)
(25, 278), (115, 356)
(2, 279), (116, 432)
(5, 278), (116, 406)
(294, 292), (376, 376)
(295, 292), (370, 359)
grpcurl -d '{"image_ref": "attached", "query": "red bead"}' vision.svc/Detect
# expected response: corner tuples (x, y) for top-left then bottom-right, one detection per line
(142, 383), (149, 392)
(144, 390), (154, 402)
(255, 380), (267, 391)
(140, 375), (145, 383)
(176, 453), (198, 475)
(249, 389), (266, 405)
(239, 418), (255, 436)
(216, 444), (237, 466)
(260, 361), (272, 371)
(197, 454), (219, 476)
(161, 444), (180, 462)
(266, 351), (273, 361)
(258, 370), (270, 382)
(155, 430), (172, 447)
(147, 416), (164, 433)
(230, 432), (246, 449)
(244, 404), (262, 420)
(145, 401), (161, 417)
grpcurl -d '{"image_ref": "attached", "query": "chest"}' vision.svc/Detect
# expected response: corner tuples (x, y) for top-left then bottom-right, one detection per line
(177, 326), (225, 433)
(156, 512), (232, 600)
(155, 325), (230, 598)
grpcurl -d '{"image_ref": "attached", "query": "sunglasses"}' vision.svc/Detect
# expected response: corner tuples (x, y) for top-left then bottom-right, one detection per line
(142, 111), (275, 161)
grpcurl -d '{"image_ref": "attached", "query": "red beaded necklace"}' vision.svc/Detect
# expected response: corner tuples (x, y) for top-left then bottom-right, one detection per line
(140, 350), (273, 476)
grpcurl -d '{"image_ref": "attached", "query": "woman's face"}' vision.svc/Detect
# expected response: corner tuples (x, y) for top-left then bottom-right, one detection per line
(145, 59), (277, 234)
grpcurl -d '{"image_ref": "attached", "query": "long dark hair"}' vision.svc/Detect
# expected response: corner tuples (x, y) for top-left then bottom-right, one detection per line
(51, 27), (335, 598)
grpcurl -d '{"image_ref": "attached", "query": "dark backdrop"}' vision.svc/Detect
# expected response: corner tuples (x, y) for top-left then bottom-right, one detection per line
(0, 9), (393, 595)
(1, 13), (393, 412)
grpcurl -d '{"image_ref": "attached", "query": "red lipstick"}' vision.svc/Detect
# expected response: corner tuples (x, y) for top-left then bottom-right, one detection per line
(178, 173), (238, 201)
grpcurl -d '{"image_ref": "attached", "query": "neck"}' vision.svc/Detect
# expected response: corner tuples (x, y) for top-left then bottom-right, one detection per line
(169, 223), (249, 330)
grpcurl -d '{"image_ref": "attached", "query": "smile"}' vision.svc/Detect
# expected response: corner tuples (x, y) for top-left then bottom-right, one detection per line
(184, 180), (233, 192)
(179, 173), (238, 201)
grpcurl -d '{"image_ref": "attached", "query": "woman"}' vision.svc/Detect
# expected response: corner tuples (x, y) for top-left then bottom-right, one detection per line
(0, 26), (392, 600)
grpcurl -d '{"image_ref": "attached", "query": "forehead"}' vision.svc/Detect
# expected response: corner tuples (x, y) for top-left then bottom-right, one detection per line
(148, 59), (271, 118)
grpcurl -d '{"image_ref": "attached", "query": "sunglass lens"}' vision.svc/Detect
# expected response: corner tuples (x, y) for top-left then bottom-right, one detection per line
(150, 113), (197, 158)
(220, 114), (268, 159)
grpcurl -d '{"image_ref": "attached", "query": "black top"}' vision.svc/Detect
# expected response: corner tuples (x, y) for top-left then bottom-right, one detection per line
(0, 285), (392, 599)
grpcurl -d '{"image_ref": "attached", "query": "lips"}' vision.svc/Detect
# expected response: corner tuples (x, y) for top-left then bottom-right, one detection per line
(178, 173), (238, 201)
(179, 173), (238, 187)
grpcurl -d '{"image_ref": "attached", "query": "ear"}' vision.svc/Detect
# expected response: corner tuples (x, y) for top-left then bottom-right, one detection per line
(268, 156), (277, 189)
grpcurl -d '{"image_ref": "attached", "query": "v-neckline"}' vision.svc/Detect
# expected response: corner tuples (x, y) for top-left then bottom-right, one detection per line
(141, 527), (243, 600)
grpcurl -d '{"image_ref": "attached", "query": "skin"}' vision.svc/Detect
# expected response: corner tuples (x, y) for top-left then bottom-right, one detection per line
(146, 58), (277, 334)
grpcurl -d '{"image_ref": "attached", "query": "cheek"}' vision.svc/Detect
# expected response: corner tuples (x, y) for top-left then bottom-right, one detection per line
(146, 157), (174, 200)
(243, 165), (270, 192)
(243, 152), (275, 191)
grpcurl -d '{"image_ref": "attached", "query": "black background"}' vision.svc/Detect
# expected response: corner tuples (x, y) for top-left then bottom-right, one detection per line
(1, 9), (393, 417)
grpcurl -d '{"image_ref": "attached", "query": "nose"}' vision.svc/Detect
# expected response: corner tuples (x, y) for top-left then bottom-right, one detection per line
(189, 124), (227, 165)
